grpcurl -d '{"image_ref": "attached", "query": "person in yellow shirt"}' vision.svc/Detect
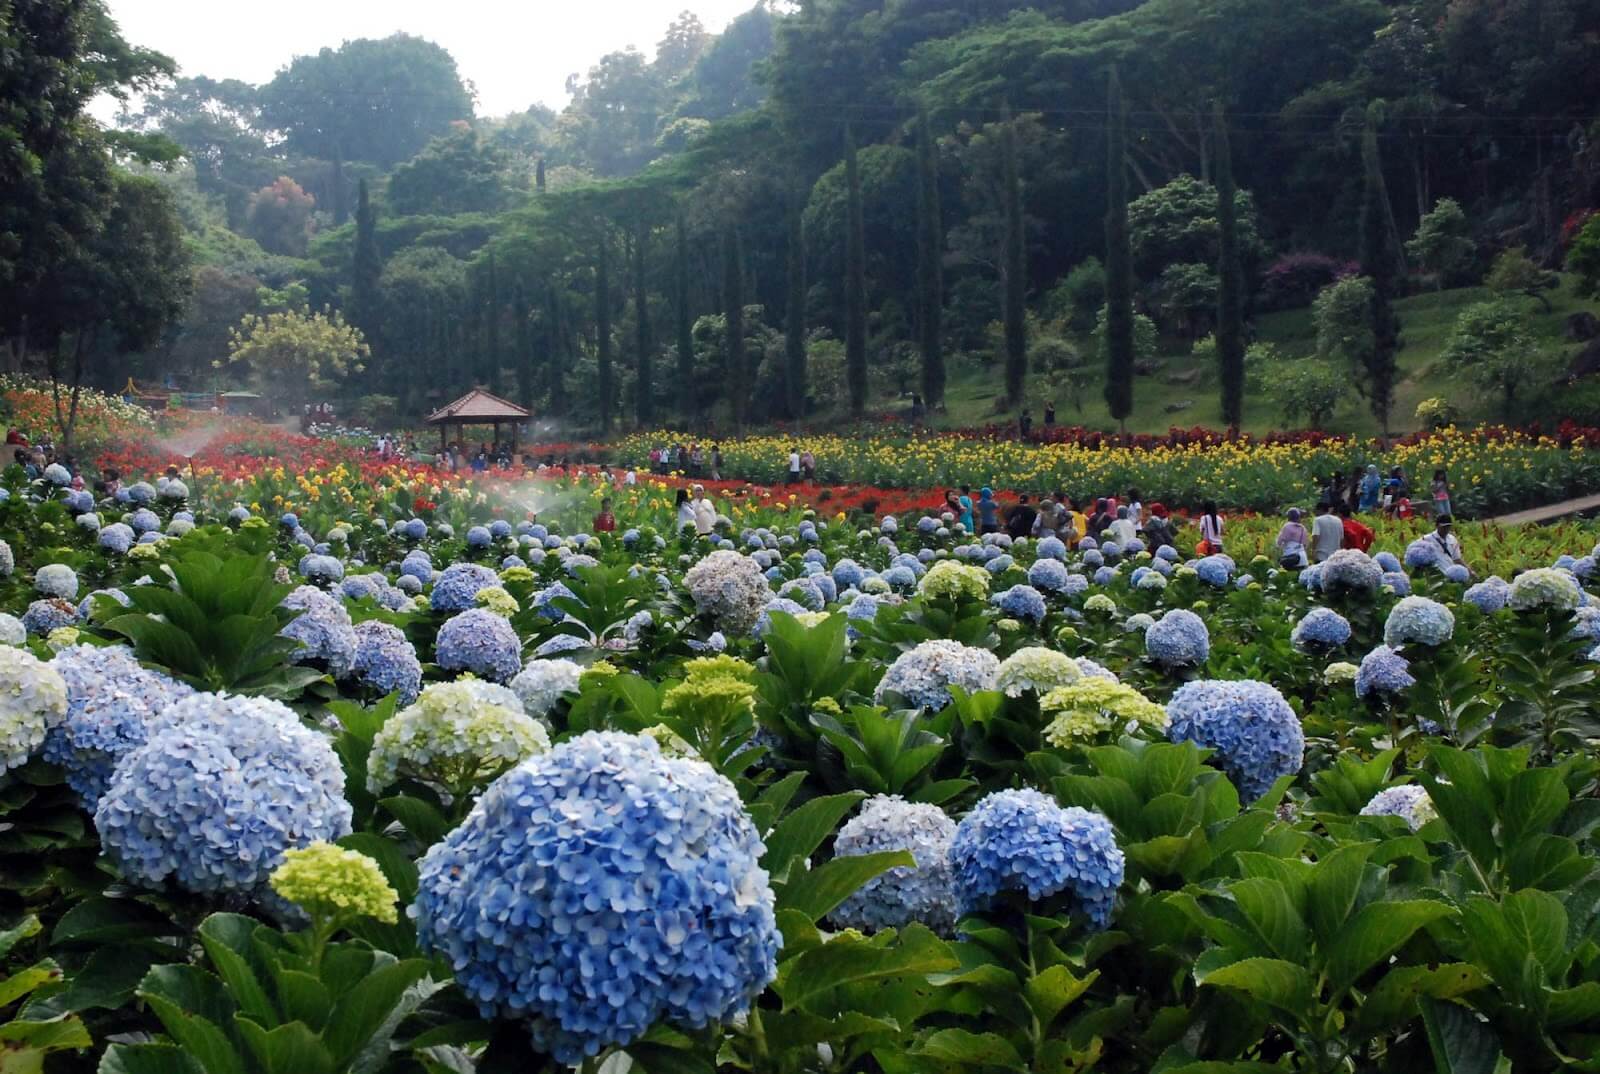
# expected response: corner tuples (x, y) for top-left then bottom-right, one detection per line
(1063, 493), (1088, 549)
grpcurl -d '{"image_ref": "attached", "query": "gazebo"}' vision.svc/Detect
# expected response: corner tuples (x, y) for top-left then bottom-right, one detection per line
(425, 389), (532, 455)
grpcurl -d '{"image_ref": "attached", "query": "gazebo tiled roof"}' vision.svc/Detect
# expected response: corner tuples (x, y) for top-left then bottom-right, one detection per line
(425, 389), (531, 424)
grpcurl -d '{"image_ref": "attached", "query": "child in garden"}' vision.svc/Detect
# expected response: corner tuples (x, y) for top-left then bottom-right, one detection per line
(1431, 469), (1452, 517)
(593, 498), (616, 533)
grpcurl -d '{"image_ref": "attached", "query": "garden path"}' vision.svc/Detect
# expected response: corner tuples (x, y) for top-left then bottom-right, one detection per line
(1489, 492), (1600, 526)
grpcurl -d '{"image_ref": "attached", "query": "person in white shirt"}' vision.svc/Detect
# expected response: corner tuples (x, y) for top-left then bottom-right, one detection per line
(1107, 506), (1137, 546)
(787, 447), (802, 485)
(692, 485), (717, 536)
(1125, 488), (1143, 531)
(1310, 501), (1344, 563)
(1198, 500), (1225, 554)
(675, 488), (696, 532)
(1427, 515), (1464, 564)
(624, 469), (637, 486)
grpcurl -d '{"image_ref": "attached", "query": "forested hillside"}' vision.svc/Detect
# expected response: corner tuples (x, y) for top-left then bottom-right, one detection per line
(12, 0), (1600, 435)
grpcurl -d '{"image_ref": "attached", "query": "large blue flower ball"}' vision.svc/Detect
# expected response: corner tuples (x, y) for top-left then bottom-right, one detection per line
(1145, 609), (1211, 668)
(94, 693), (352, 898)
(1166, 680), (1304, 802)
(949, 788), (1123, 928)
(435, 609), (523, 683)
(412, 732), (780, 1063)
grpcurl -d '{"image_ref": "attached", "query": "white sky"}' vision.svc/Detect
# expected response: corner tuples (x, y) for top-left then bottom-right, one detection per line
(100, 0), (759, 119)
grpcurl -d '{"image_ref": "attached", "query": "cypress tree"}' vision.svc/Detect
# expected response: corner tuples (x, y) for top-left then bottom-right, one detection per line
(481, 253), (501, 395)
(1214, 102), (1245, 430)
(350, 180), (382, 360)
(676, 212), (695, 418)
(723, 223), (746, 427)
(784, 183), (808, 419)
(546, 281), (567, 416)
(916, 106), (945, 409)
(513, 277), (533, 411)
(1103, 69), (1136, 432)
(1000, 107), (1026, 410)
(535, 158), (546, 193)
(1359, 103), (1402, 436)
(844, 125), (868, 416)
(596, 234), (613, 434)
(635, 215), (653, 427)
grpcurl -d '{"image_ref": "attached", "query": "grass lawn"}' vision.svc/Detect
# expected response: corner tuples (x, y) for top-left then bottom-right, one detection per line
(928, 275), (1600, 437)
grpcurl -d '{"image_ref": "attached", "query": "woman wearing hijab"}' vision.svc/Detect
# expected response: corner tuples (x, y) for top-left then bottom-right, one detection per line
(1359, 465), (1383, 512)
(978, 487), (1000, 534)
(692, 485), (717, 536)
(1276, 508), (1309, 567)
(1143, 503), (1174, 550)
(958, 486), (975, 532)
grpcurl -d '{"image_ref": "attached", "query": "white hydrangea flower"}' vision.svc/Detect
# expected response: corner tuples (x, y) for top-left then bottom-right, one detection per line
(0, 647), (69, 773)
(509, 660), (585, 720)
(368, 681), (551, 796)
(994, 648), (1082, 698)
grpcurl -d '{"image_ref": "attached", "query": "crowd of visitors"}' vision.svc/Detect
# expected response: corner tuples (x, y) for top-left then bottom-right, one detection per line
(1273, 465), (1464, 569)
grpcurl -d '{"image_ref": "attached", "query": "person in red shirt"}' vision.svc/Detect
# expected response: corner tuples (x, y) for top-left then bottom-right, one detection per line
(1336, 502), (1374, 552)
(593, 498), (617, 533)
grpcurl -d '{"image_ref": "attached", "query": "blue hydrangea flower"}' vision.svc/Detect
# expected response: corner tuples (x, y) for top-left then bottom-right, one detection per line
(992, 584), (1047, 624)
(1092, 566), (1116, 586)
(1382, 571), (1412, 596)
(1082, 549), (1104, 569)
(1374, 551), (1402, 573)
(23, 599), (77, 636)
(949, 788), (1123, 927)
(778, 578), (824, 611)
(34, 563), (79, 600)
(1166, 680), (1304, 801)
(1360, 784), (1435, 830)
(1291, 607), (1351, 652)
(346, 621), (423, 704)
(1403, 538), (1442, 571)
(431, 563), (500, 612)
(76, 588), (130, 623)
(1194, 556), (1231, 587)
(1464, 576), (1510, 613)
(402, 518), (427, 541)
(1443, 564), (1470, 584)
(882, 565), (918, 593)
(985, 554), (1015, 575)
(281, 585), (357, 677)
(1355, 645), (1415, 700)
(98, 523), (135, 554)
(280, 511), (298, 529)
(1383, 596), (1455, 648)
(125, 482), (156, 505)
(829, 796), (957, 934)
(95, 693), (350, 900)
(534, 633), (593, 659)
(466, 526), (492, 549)
(1036, 537), (1067, 561)
(43, 645), (194, 806)
(436, 609), (523, 683)
(1028, 558), (1071, 594)
(299, 554), (344, 586)
(1321, 550), (1382, 596)
(488, 520), (512, 540)
(1145, 609), (1210, 668)
(411, 732), (779, 1063)
(875, 640), (999, 709)
(754, 597), (808, 637)
(532, 581), (579, 620)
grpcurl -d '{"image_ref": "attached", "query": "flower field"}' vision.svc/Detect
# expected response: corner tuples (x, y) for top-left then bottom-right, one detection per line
(613, 425), (1600, 517)
(6, 435), (1600, 1074)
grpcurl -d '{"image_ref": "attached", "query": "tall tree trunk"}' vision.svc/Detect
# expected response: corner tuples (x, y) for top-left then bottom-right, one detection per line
(635, 214), (653, 428)
(1214, 102), (1245, 430)
(784, 184), (808, 420)
(482, 254), (501, 395)
(546, 282), (568, 417)
(1103, 70), (1136, 434)
(536, 158), (546, 194)
(676, 213), (696, 419)
(723, 223), (746, 428)
(514, 278), (533, 411)
(1001, 106), (1027, 411)
(844, 125), (868, 417)
(1359, 103), (1401, 437)
(915, 106), (945, 410)
(596, 235), (612, 434)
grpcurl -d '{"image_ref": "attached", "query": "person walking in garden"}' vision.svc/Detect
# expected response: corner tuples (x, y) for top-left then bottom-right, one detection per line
(1359, 464), (1383, 512)
(1311, 501), (1343, 562)
(1019, 409), (1033, 439)
(1006, 494), (1037, 539)
(1431, 469), (1452, 518)
(800, 447), (816, 482)
(675, 488), (696, 532)
(1087, 498), (1112, 542)
(1144, 503), (1175, 551)
(787, 446), (802, 485)
(593, 498), (617, 533)
(1043, 401), (1056, 429)
(693, 485), (717, 536)
(1198, 500), (1225, 555)
(1337, 501), (1374, 552)
(958, 486), (975, 531)
(1107, 505), (1137, 546)
(710, 443), (723, 481)
(1428, 514), (1465, 565)
(978, 487), (1000, 534)
(1276, 508), (1309, 568)
(1125, 488), (1143, 531)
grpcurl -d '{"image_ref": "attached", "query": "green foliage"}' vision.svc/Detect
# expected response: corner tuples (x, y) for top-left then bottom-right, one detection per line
(1358, 108), (1403, 432)
(1406, 198), (1477, 287)
(916, 107), (946, 408)
(844, 128), (869, 417)
(1103, 70), (1135, 427)
(1439, 299), (1548, 416)
(1094, 304), (1158, 368)
(0, 915), (92, 1071)
(1128, 173), (1262, 283)
(244, 177), (316, 258)
(1565, 216), (1600, 299)
(1047, 258), (1107, 333)
(1001, 112), (1027, 410)
(1272, 359), (1349, 429)
(386, 128), (522, 217)
(1486, 246), (1557, 312)
(1215, 105), (1246, 429)
(1314, 275), (1377, 370)
(225, 305), (369, 408)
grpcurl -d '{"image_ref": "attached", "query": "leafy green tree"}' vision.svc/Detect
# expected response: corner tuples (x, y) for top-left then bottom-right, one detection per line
(124, 76), (273, 225)
(1214, 103), (1245, 429)
(1094, 305), (1158, 369)
(1357, 105), (1402, 434)
(785, 188), (808, 419)
(1439, 298), (1546, 416)
(245, 176), (315, 257)
(916, 107), (945, 409)
(387, 127), (522, 216)
(1001, 110), (1027, 409)
(1156, 263), (1218, 340)
(1128, 173), (1262, 282)
(376, 247), (466, 407)
(655, 10), (712, 80)
(723, 223), (747, 425)
(258, 33), (473, 173)
(1486, 246), (1557, 312)
(1405, 197), (1475, 287)
(844, 128), (868, 416)
(1313, 275), (1377, 374)
(1103, 69), (1136, 431)
(1272, 359), (1348, 428)
(224, 305), (368, 410)
(1566, 216), (1600, 298)
(1047, 258), (1105, 332)
(560, 47), (668, 176)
